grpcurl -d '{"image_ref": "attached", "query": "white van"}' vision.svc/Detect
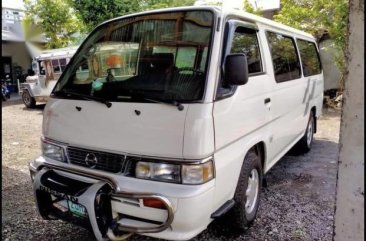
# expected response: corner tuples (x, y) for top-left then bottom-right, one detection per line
(29, 6), (323, 241)
(20, 46), (77, 108)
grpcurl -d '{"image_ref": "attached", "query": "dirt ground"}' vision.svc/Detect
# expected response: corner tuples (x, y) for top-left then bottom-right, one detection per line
(2, 98), (341, 241)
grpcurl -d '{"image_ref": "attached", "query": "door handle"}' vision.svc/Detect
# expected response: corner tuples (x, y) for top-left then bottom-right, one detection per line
(264, 98), (271, 104)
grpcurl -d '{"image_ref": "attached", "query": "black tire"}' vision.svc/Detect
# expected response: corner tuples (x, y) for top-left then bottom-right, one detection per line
(229, 148), (263, 232)
(2, 94), (7, 101)
(22, 90), (36, 108)
(295, 112), (315, 153)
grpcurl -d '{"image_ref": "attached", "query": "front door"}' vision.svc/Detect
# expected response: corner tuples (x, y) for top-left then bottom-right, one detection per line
(213, 21), (272, 203)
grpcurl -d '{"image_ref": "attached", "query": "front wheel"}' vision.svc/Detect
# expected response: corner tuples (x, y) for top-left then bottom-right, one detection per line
(22, 90), (36, 108)
(228, 148), (262, 231)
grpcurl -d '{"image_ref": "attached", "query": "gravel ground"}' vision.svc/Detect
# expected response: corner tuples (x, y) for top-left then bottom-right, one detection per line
(2, 98), (340, 241)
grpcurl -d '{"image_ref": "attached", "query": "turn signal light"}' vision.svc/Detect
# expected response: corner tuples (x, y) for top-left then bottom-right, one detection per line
(143, 198), (166, 210)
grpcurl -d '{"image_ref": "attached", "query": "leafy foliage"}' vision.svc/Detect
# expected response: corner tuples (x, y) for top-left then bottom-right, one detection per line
(273, 0), (349, 81)
(141, 0), (196, 10)
(70, 0), (141, 32)
(243, 0), (263, 16)
(24, 0), (84, 48)
(70, 0), (196, 32)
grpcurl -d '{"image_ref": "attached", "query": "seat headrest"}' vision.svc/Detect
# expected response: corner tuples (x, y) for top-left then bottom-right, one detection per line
(151, 53), (174, 71)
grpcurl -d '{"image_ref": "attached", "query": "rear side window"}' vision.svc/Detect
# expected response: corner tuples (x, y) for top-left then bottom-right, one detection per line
(230, 27), (262, 74)
(266, 32), (301, 82)
(297, 39), (322, 76)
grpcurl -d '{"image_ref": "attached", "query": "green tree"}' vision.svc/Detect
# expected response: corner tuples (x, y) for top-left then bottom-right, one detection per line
(70, 0), (196, 32)
(243, 0), (263, 16)
(273, 0), (349, 85)
(141, 0), (196, 10)
(24, 0), (84, 48)
(70, 0), (141, 32)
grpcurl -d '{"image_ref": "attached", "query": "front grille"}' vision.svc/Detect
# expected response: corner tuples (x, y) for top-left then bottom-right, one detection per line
(67, 146), (132, 174)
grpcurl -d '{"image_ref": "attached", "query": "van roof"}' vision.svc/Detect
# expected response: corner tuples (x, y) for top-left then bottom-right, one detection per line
(36, 46), (78, 60)
(99, 6), (314, 40)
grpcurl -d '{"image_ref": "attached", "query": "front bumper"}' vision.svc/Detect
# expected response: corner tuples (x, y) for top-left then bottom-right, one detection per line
(29, 157), (215, 240)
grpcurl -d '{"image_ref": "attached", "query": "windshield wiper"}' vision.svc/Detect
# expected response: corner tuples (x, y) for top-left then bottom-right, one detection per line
(143, 97), (184, 111)
(55, 90), (112, 108)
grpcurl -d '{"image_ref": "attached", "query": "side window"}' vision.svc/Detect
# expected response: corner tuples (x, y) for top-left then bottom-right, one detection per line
(266, 32), (301, 82)
(51, 59), (61, 73)
(297, 39), (322, 76)
(38, 61), (45, 75)
(59, 58), (67, 72)
(230, 27), (262, 74)
(176, 47), (196, 68)
(199, 47), (208, 71)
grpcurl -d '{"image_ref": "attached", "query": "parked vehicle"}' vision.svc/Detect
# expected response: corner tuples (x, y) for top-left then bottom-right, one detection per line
(19, 46), (78, 108)
(29, 6), (323, 241)
(2, 79), (11, 101)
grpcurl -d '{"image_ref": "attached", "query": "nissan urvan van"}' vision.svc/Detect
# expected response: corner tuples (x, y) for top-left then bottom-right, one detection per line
(29, 6), (323, 241)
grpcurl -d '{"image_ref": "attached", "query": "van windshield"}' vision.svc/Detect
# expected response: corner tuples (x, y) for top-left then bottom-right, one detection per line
(53, 10), (214, 103)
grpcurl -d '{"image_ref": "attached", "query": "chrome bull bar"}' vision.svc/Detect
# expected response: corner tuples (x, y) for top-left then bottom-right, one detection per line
(32, 163), (174, 241)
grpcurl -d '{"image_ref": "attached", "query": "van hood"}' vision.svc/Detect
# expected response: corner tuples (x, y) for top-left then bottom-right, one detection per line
(43, 98), (188, 158)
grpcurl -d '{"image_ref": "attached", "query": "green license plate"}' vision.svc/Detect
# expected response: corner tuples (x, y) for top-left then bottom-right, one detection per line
(68, 201), (86, 217)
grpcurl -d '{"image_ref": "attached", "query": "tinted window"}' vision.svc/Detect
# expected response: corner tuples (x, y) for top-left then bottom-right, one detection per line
(266, 32), (301, 82)
(231, 27), (262, 74)
(297, 39), (322, 76)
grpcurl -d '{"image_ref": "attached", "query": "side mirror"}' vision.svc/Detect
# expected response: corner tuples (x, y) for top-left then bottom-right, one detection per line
(224, 53), (249, 86)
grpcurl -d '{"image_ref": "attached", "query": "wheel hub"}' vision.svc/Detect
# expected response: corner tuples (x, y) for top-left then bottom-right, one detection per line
(307, 118), (313, 146)
(245, 169), (259, 215)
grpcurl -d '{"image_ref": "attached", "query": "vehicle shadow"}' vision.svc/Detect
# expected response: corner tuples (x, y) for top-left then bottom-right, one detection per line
(193, 138), (339, 241)
(2, 99), (46, 111)
(22, 104), (46, 112)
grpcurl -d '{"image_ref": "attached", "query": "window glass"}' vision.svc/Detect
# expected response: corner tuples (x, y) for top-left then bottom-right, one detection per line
(176, 47), (196, 68)
(230, 27), (262, 74)
(266, 32), (301, 82)
(199, 47), (208, 71)
(59, 58), (67, 71)
(38, 61), (45, 75)
(297, 39), (322, 76)
(54, 10), (214, 102)
(153, 46), (176, 58)
(52, 59), (61, 73)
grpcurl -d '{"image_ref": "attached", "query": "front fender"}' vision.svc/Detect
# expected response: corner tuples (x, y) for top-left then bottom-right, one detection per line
(20, 83), (40, 97)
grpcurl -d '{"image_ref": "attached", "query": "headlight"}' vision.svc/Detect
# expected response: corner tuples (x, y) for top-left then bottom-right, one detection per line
(135, 159), (214, 184)
(42, 139), (66, 162)
(136, 162), (181, 183)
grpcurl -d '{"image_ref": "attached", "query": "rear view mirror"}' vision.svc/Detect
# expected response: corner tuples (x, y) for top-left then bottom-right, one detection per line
(224, 54), (249, 86)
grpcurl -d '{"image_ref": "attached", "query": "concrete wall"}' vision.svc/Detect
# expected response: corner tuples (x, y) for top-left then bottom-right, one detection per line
(2, 41), (32, 76)
(2, 42), (31, 69)
(319, 39), (342, 90)
(334, 0), (364, 240)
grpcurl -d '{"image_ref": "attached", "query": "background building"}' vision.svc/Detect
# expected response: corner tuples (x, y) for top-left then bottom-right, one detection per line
(1, 0), (47, 90)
